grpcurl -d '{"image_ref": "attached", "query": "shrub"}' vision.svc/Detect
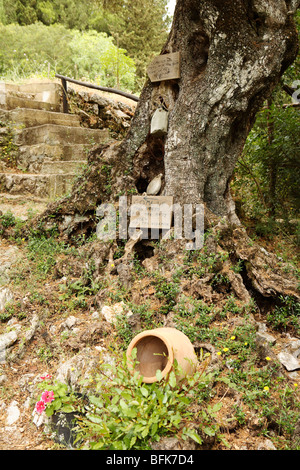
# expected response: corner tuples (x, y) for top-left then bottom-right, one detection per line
(0, 23), (136, 90)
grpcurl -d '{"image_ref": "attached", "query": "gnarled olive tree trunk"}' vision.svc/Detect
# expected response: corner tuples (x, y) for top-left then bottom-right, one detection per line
(37, 0), (299, 225)
(125, 0), (299, 217)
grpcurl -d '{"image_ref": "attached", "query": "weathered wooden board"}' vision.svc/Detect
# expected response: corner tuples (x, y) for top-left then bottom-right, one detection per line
(129, 196), (173, 230)
(147, 52), (180, 83)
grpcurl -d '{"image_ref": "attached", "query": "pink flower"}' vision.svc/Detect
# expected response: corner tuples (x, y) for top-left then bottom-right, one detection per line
(40, 374), (52, 380)
(35, 400), (46, 414)
(41, 390), (54, 403)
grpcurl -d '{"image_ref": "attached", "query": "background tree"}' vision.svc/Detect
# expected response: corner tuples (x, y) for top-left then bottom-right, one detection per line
(231, 10), (300, 240)
(1, 0), (170, 91)
(0, 23), (136, 89)
(106, 0), (171, 90)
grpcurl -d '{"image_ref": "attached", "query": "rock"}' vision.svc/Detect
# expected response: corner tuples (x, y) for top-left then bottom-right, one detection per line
(24, 314), (39, 342)
(256, 322), (276, 345)
(8, 314), (40, 361)
(127, 313), (142, 332)
(151, 436), (198, 451)
(6, 400), (20, 425)
(91, 311), (100, 319)
(32, 408), (49, 428)
(142, 256), (159, 273)
(0, 374), (7, 384)
(0, 330), (18, 362)
(60, 315), (79, 330)
(257, 439), (277, 450)
(54, 347), (101, 389)
(117, 262), (133, 289)
(0, 286), (13, 311)
(283, 335), (300, 358)
(59, 215), (89, 233)
(277, 351), (300, 372)
(101, 301), (133, 325)
(0, 246), (19, 283)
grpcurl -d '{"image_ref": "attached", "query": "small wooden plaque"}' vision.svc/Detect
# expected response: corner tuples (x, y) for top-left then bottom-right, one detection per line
(147, 52), (180, 83)
(129, 196), (173, 230)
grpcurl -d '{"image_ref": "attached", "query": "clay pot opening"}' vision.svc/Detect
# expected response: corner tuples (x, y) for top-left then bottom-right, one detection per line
(130, 334), (173, 383)
(127, 328), (197, 384)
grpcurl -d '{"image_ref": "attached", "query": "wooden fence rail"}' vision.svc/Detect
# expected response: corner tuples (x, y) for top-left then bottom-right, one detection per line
(55, 73), (140, 113)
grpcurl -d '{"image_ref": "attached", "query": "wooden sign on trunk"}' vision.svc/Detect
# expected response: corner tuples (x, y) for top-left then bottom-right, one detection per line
(129, 195), (173, 231)
(147, 52), (180, 83)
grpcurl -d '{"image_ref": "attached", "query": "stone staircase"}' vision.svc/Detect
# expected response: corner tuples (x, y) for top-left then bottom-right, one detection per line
(0, 81), (110, 202)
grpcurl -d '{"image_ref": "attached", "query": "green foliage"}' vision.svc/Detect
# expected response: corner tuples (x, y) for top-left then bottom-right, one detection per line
(69, 30), (136, 89)
(36, 377), (82, 416)
(0, 122), (19, 168)
(1, 0), (170, 91)
(266, 295), (300, 335)
(2, 0), (99, 29)
(108, 0), (171, 90)
(152, 272), (180, 315)
(74, 351), (221, 450)
(26, 234), (73, 278)
(33, 351), (220, 450)
(232, 13), (300, 229)
(229, 362), (300, 442)
(0, 23), (136, 90)
(0, 209), (16, 227)
(233, 103), (300, 222)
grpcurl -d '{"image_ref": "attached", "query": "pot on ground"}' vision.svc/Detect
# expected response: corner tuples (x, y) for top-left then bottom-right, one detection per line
(126, 327), (197, 384)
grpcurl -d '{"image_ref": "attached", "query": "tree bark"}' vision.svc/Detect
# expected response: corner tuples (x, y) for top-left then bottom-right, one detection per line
(128, 0), (299, 216)
(33, 0), (299, 230)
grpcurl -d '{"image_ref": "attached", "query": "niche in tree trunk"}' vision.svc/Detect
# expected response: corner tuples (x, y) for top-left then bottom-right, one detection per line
(133, 134), (165, 195)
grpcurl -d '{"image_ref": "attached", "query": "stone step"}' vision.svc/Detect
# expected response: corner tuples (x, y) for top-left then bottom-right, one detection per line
(1, 108), (81, 128)
(15, 124), (109, 146)
(6, 156), (87, 175)
(18, 143), (91, 166)
(0, 81), (61, 106)
(0, 172), (77, 199)
(0, 94), (61, 112)
(41, 160), (86, 175)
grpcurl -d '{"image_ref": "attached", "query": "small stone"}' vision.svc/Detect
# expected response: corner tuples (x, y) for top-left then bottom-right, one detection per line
(277, 351), (300, 371)
(91, 311), (100, 319)
(60, 315), (78, 330)
(256, 322), (276, 345)
(257, 439), (277, 450)
(101, 301), (133, 325)
(0, 330), (18, 362)
(6, 400), (20, 425)
(32, 408), (48, 428)
(0, 287), (13, 311)
(0, 374), (7, 385)
(284, 337), (300, 358)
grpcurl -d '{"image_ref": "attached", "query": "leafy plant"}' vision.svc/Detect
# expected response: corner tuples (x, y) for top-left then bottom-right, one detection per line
(0, 210), (16, 228)
(267, 295), (300, 334)
(152, 272), (179, 315)
(0, 123), (19, 168)
(35, 375), (83, 417)
(45, 349), (224, 450)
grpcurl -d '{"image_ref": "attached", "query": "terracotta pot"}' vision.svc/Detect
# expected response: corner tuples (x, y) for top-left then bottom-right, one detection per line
(126, 327), (197, 384)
